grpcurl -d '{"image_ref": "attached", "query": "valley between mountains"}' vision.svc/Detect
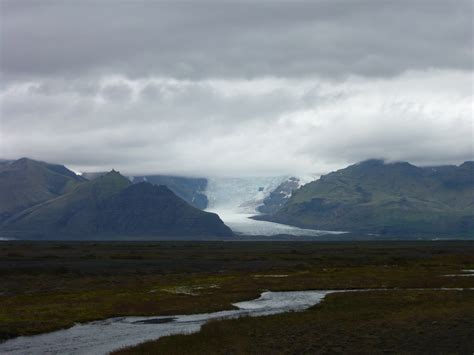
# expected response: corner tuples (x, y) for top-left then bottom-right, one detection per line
(1, 157), (473, 240)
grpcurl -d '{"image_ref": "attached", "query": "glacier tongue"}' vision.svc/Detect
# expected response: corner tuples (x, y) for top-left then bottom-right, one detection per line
(205, 177), (341, 237)
(206, 177), (287, 213)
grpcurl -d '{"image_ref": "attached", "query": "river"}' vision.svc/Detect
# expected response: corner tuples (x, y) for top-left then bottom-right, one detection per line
(0, 290), (332, 355)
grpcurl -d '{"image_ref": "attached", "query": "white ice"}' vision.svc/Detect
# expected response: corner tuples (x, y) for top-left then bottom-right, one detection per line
(205, 177), (343, 236)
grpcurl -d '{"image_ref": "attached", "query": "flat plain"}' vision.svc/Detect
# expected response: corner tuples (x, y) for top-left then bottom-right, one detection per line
(1, 241), (473, 354)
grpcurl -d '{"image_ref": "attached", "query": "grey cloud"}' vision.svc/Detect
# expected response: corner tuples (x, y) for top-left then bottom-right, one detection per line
(100, 83), (133, 102)
(0, 1), (472, 177)
(1, 71), (471, 176)
(1, 0), (472, 81)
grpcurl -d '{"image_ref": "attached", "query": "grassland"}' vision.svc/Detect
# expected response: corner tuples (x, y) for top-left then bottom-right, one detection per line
(1, 241), (473, 353)
(261, 160), (474, 236)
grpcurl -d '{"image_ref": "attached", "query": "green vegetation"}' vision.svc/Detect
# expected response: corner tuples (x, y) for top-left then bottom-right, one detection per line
(1, 240), (473, 354)
(0, 157), (85, 221)
(117, 290), (474, 354)
(131, 175), (208, 209)
(83, 172), (209, 210)
(257, 160), (474, 236)
(1, 171), (232, 239)
(1, 171), (131, 238)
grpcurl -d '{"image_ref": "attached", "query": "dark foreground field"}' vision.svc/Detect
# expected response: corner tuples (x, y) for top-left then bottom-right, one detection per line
(1, 241), (473, 354)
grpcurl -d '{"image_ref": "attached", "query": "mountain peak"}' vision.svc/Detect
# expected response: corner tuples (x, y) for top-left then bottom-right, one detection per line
(356, 159), (385, 166)
(261, 159), (474, 236)
(2, 167), (233, 239)
(89, 170), (131, 191)
(0, 158), (86, 221)
(13, 157), (39, 167)
(460, 161), (474, 170)
(99, 169), (127, 179)
(355, 159), (417, 169)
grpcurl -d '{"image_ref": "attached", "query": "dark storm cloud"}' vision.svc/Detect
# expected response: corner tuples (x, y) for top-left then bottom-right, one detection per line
(1, 0), (472, 80)
(0, 1), (472, 176)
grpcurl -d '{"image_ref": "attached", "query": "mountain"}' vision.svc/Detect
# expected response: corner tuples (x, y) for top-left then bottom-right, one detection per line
(257, 177), (302, 214)
(255, 160), (474, 236)
(131, 175), (208, 209)
(1, 171), (233, 239)
(95, 182), (230, 237)
(82, 172), (209, 209)
(81, 171), (108, 180)
(1, 170), (131, 237)
(0, 158), (85, 222)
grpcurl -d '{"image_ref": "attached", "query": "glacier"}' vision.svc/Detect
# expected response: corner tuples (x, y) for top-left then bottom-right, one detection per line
(205, 177), (343, 237)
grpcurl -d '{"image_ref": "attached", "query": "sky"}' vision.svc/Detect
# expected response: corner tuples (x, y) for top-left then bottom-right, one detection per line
(1, 0), (473, 177)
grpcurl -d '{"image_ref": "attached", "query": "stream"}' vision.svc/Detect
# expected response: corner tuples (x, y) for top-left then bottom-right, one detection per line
(1, 288), (472, 354)
(0, 290), (333, 355)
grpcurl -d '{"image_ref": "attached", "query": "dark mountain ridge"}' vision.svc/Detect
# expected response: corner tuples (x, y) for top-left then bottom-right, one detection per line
(257, 177), (302, 214)
(97, 182), (227, 237)
(0, 158), (85, 222)
(131, 175), (208, 209)
(1, 170), (232, 239)
(255, 160), (474, 236)
(81, 172), (209, 209)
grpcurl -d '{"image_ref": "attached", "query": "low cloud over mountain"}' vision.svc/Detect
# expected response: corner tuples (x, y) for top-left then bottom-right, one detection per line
(1, 1), (472, 177)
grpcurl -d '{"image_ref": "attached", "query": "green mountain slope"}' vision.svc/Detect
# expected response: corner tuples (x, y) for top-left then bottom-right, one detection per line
(0, 158), (85, 221)
(132, 175), (208, 209)
(82, 173), (208, 209)
(256, 160), (474, 236)
(2, 171), (233, 239)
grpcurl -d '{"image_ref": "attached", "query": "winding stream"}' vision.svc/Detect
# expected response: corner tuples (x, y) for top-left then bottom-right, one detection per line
(1, 288), (472, 355)
(0, 290), (332, 355)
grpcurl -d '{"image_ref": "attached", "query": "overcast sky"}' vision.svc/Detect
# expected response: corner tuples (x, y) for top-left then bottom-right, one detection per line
(1, 0), (472, 177)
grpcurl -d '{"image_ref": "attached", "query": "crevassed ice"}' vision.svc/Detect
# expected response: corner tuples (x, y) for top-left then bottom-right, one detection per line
(205, 176), (342, 236)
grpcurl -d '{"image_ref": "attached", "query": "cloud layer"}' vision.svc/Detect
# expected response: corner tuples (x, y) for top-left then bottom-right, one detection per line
(2, 0), (472, 81)
(0, 1), (472, 176)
